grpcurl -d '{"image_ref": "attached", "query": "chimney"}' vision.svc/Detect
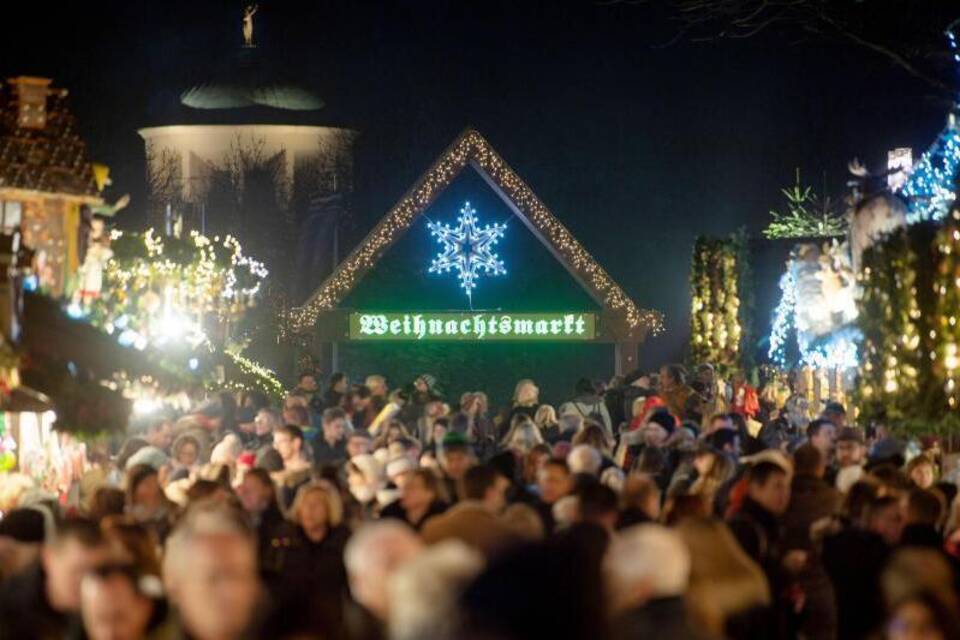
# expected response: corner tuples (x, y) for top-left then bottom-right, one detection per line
(7, 76), (53, 130)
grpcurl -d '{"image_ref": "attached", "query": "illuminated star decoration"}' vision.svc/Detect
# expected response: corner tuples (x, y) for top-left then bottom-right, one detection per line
(428, 201), (507, 305)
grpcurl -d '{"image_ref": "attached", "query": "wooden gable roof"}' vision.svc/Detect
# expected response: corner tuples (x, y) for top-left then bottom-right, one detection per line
(286, 129), (663, 341)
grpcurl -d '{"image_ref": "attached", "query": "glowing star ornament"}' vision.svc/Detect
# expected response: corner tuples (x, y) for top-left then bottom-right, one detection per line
(428, 202), (506, 303)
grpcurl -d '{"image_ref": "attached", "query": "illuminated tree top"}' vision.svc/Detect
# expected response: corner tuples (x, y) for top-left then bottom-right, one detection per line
(285, 129), (663, 340)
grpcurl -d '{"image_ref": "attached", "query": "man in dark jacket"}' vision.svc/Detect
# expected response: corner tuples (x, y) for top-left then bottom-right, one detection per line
(728, 459), (799, 639)
(822, 494), (900, 640)
(605, 524), (711, 640)
(0, 518), (110, 640)
(783, 444), (841, 640)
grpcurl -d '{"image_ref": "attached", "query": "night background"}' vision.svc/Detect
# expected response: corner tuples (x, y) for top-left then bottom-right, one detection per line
(0, 0), (948, 395)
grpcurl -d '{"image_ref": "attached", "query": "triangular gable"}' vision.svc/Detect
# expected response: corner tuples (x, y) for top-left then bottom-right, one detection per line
(286, 129), (663, 340)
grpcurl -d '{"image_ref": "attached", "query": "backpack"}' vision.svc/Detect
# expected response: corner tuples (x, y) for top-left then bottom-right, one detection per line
(574, 401), (606, 427)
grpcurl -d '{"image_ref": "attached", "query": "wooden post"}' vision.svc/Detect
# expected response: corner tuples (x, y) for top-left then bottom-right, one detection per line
(614, 342), (639, 376)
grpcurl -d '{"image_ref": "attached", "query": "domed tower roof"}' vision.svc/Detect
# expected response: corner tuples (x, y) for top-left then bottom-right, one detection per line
(179, 47), (324, 112)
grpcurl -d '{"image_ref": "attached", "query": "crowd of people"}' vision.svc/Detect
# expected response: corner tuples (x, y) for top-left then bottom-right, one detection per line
(1, 364), (959, 640)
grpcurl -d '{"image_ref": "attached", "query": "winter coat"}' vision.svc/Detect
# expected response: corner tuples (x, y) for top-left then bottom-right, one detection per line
(559, 394), (613, 437)
(821, 524), (891, 640)
(611, 596), (713, 640)
(783, 474), (841, 640)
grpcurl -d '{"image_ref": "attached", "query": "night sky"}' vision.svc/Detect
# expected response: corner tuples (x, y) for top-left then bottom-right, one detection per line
(1, 0), (949, 368)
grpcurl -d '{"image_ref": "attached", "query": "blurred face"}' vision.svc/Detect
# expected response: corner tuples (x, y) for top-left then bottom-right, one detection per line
(517, 383), (538, 405)
(147, 422), (173, 450)
(485, 475), (511, 513)
(237, 475), (273, 514)
(537, 465), (572, 504)
(415, 379), (428, 393)
(887, 600), (945, 640)
(400, 475), (435, 512)
(910, 463), (935, 489)
(811, 424), (836, 457)
(299, 376), (318, 392)
(299, 491), (329, 534)
(42, 540), (110, 613)
(693, 452), (715, 476)
(427, 402), (445, 418)
(81, 573), (153, 640)
(644, 422), (669, 447)
(334, 377), (348, 393)
(175, 535), (259, 640)
(132, 474), (162, 509)
(254, 410), (274, 436)
(347, 435), (371, 458)
(749, 472), (791, 515)
(352, 394), (370, 412)
(323, 418), (346, 442)
(441, 450), (471, 480)
(177, 442), (198, 467)
(366, 377), (387, 396)
(869, 503), (905, 545)
(835, 439), (864, 467)
(272, 431), (299, 463)
(432, 423), (447, 443)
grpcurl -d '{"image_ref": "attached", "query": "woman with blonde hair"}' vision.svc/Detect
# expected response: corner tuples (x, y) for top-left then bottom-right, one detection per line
(674, 517), (771, 639)
(496, 379), (541, 439)
(533, 404), (561, 443)
(266, 481), (351, 606)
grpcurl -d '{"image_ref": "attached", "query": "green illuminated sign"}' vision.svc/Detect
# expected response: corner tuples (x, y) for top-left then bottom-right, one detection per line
(349, 312), (597, 341)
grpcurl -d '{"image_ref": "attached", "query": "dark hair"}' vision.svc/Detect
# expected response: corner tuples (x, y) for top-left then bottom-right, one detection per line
(705, 428), (738, 453)
(298, 371), (317, 382)
(863, 494), (902, 526)
(410, 468), (449, 503)
(328, 372), (347, 389)
(433, 416), (451, 430)
(255, 446), (284, 472)
(461, 464), (502, 501)
(747, 461), (788, 487)
(116, 437), (148, 470)
(350, 384), (371, 399)
(186, 479), (228, 503)
(283, 405), (310, 427)
(51, 517), (105, 549)
(807, 418), (834, 439)
(662, 364), (687, 385)
(907, 488), (943, 526)
(793, 443), (824, 477)
(577, 483), (618, 521)
(125, 464), (159, 504)
(322, 407), (347, 424)
(89, 487), (126, 523)
(574, 378), (595, 396)
(844, 480), (880, 521)
(276, 424), (304, 443)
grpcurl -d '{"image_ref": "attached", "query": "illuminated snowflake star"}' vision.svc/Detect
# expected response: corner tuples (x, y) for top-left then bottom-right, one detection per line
(428, 201), (507, 302)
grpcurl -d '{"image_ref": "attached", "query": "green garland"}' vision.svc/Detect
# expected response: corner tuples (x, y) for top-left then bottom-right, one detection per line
(856, 219), (957, 434)
(689, 234), (747, 373)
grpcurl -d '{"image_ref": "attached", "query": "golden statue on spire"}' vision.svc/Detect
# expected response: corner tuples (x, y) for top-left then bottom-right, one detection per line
(242, 3), (258, 47)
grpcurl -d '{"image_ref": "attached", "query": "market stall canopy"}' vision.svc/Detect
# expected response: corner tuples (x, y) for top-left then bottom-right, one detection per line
(20, 293), (184, 388)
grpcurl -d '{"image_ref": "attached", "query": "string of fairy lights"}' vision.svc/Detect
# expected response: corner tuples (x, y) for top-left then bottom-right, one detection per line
(935, 210), (960, 409)
(284, 129), (664, 338)
(897, 21), (960, 223)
